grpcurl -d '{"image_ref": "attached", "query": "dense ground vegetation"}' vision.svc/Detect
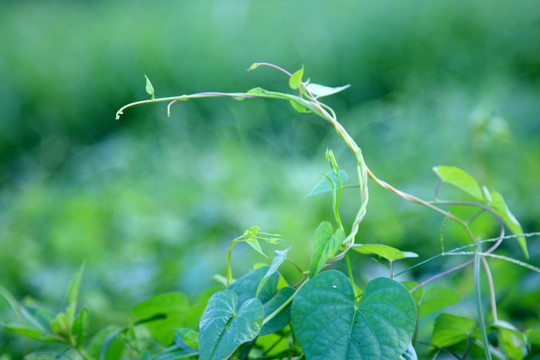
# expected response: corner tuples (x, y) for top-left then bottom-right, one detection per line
(0, 0), (539, 358)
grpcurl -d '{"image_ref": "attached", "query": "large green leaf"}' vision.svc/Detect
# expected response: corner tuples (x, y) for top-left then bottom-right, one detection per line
(309, 222), (344, 278)
(198, 290), (263, 360)
(419, 287), (460, 318)
(430, 313), (476, 347)
(292, 271), (416, 360)
(432, 166), (483, 200)
(131, 292), (189, 346)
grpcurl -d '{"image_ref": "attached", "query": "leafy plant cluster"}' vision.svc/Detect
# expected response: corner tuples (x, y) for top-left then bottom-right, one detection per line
(2, 64), (540, 360)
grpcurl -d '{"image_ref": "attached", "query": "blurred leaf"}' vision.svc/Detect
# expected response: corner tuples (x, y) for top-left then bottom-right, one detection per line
(433, 166), (483, 201)
(247, 87), (265, 94)
(307, 170), (349, 197)
(229, 266), (279, 305)
(174, 328), (199, 349)
(289, 66), (304, 90)
(66, 264), (84, 326)
(86, 326), (125, 360)
(131, 292), (189, 346)
(260, 287), (295, 336)
(492, 321), (526, 360)
(527, 329), (540, 346)
(145, 75), (155, 100)
(419, 288), (460, 318)
(292, 271), (416, 360)
(353, 244), (418, 263)
(50, 312), (69, 339)
(2, 324), (58, 343)
(256, 248), (289, 297)
(72, 306), (90, 346)
(198, 290), (263, 360)
(289, 99), (311, 113)
(210, 274), (228, 287)
(431, 313), (476, 347)
(489, 190), (528, 258)
(309, 222), (343, 278)
(306, 83), (351, 98)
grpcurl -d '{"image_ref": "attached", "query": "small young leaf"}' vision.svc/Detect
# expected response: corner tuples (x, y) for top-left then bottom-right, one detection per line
(289, 99), (311, 113)
(50, 312), (70, 339)
(489, 190), (528, 258)
(432, 166), (483, 200)
(245, 238), (266, 258)
(256, 248), (289, 297)
(431, 313), (476, 347)
(289, 66), (304, 90)
(419, 288), (460, 317)
(145, 75), (155, 100)
(325, 148), (339, 173)
(247, 63), (259, 71)
(306, 83), (351, 98)
(247, 87), (265, 94)
(307, 170), (348, 197)
(309, 222), (343, 278)
(353, 244), (418, 263)
(199, 290), (263, 360)
(209, 274), (228, 287)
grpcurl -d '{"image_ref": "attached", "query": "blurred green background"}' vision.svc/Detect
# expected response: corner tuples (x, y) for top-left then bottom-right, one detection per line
(1, 0), (539, 356)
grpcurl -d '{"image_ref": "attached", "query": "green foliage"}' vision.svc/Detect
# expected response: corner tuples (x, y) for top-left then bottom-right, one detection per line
(2, 63), (539, 360)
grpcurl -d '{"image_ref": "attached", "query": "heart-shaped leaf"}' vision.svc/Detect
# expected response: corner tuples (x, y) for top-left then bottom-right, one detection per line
(292, 271), (416, 360)
(199, 290), (263, 360)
